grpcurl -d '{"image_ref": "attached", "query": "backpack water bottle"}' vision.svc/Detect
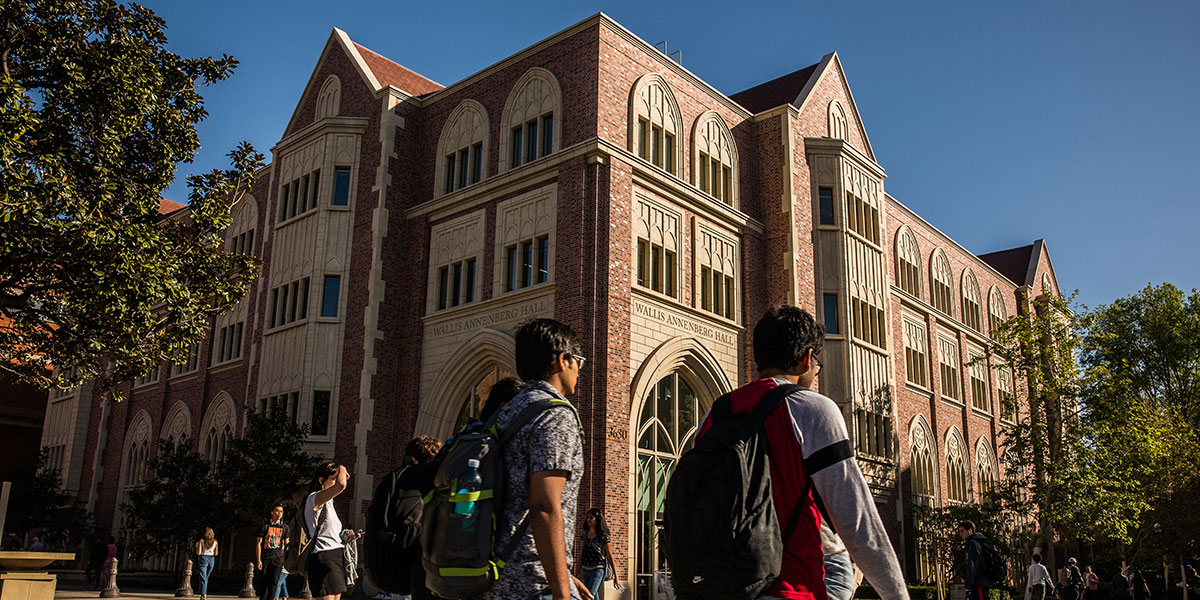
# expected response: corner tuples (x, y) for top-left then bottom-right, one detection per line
(453, 459), (482, 531)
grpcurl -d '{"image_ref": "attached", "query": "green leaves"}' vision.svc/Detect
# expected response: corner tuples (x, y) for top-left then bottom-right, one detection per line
(0, 0), (264, 398)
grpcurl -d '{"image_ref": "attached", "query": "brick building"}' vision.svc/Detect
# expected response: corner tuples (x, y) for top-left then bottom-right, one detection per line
(42, 13), (1060, 591)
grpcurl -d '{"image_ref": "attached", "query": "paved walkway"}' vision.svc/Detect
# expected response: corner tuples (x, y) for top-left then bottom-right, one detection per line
(56, 590), (242, 600)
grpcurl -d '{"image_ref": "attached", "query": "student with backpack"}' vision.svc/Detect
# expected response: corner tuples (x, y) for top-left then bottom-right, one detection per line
(364, 435), (443, 600)
(960, 521), (1008, 600)
(481, 319), (588, 600)
(665, 305), (907, 600)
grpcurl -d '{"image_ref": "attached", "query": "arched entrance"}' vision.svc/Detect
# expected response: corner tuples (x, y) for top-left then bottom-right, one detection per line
(627, 336), (733, 599)
(415, 328), (517, 440)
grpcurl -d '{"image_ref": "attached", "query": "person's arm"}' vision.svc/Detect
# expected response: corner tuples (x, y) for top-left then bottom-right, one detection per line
(214, 540), (218, 556)
(255, 534), (263, 570)
(789, 391), (908, 600)
(965, 539), (981, 585)
(313, 465), (348, 509)
(529, 470), (589, 600)
(603, 539), (622, 589)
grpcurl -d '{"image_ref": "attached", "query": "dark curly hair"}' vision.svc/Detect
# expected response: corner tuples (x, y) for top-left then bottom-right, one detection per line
(514, 319), (582, 381)
(404, 435), (443, 464)
(752, 305), (823, 372)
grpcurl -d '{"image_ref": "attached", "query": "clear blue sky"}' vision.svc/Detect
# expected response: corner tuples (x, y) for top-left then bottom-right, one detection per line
(143, 0), (1199, 310)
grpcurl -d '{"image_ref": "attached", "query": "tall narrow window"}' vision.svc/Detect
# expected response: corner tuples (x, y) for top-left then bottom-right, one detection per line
(664, 133), (675, 174)
(311, 391), (331, 437)
(451, 263), (462, 307)
(511, 126), (524, 168)
(969, 352), (989, 412)
(939, 337), (961, 401)
(457, 148), (469, 189)
(438, 266), (449, 310)
(464, 259), (476, 303)
(904, 319), (929, 388)
(931, 251), (954, 316)
(638, 119), (648, 161)
(471, 143), (483, 183)
(823, 294), (840, 334)
(536, 236), (549, 283)
(321, 275), (341, 317)
(541, 115), (554, 157)
(444, 154), (456, 194)
(819, 188), (835, 225)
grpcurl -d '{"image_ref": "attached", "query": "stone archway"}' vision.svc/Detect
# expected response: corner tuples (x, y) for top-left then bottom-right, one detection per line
(414, 328), (517, 441)
(626, 336), (734, 598)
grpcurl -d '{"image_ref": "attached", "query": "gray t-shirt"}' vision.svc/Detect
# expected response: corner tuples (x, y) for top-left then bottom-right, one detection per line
(482, 381), (584, 600)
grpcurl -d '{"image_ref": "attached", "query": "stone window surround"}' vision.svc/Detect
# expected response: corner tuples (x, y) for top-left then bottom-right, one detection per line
(694, 221), (739, 323)
(628, 73), (684, 177)
(828, 99), (849, 140)
(427, 209), (487, 315)
(945, 427), (971, 504)
(272, 118), (365, 231)
(930, 248), (954, 317)
(492, 185), (557, 298)
(690, 111), (739, 208)
(895, 225), (922, 299)
(633, 192), (683, 302)
(497, 67), (563, 174)
(902, 316), (930, 391)
(434, 99), (490, 198)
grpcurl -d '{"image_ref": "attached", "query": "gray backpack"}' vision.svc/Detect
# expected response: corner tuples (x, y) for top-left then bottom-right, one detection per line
(420, 397), (577, 599)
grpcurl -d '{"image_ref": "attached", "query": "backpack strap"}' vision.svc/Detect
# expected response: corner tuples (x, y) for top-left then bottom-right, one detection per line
(749, 383), (803, 422)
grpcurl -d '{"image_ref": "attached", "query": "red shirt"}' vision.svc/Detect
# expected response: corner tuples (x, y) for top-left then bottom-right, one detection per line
(698, 378), (827, 600)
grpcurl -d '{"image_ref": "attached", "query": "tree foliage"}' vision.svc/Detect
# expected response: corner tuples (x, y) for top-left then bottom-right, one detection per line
(220, 409), (323, 528)
(0, 0), (264, 397)
(122, 440), (235, 560)
(1075, 284), (1200, 564)
(2, 448), (89, 548)
(121, 411), (320, 566)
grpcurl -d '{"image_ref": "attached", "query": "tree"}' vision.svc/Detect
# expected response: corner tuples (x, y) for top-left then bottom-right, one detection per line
(0, 0), (264, 397)
(220, 409), (323, 529)
(1075, 284), (1200, 565)
(3, 448), (89, 548)
(122, 440), (235, 562)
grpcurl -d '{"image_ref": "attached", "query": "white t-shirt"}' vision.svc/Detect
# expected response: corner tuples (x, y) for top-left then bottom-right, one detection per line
(304, 491), (344, 553)
(197, 540), (217, 556)
(1028, 564), (1053, 586)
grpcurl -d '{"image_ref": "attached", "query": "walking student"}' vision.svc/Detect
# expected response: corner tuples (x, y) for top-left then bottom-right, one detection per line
(481, 318), (589, 600)
(195, 529), (218, 600)
(578, 508), (621, 599)
(1026, 554), (1053, 600)
(959, 521), (992, 600)
(306, 461), (350, 600)
(696, 306), (908, 600)
(256, 503), (290, 600)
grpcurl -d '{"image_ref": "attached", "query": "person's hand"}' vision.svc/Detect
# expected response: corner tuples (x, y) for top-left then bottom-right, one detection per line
(613, 579), (622, 591)
(571, 574), (593, 600)
(256, 561), (263, 571)
(337, 465), (350, 486)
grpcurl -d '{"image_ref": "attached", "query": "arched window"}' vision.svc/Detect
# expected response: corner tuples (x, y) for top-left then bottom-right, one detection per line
(315, 75), (341, 120)
(930, 250), (953, 316)
(1042, 272), (1054, 296)
(200, 394), (236, 464)
(896, 226), (921, 298)
(910, 417), (938, 583)
(962, 269), (982, 332)
(988, 286), (1007, 335)
(161, 402), (191, 450)
(435, 100), (489, 197)
(946, 429), (970, 504)
(976, 437), (998, 497)
(691, 112), (738, 206)
(828, 100), (848, 140)
(635, 372), (709, 593)
(629, 74), (683, 176)
(499, 68), (562, 172)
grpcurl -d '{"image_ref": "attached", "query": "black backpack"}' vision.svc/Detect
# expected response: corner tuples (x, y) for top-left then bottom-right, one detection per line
(981, 541), (1008, 584)
(663, 383), (802, 600)
(363, 459), (435, 594)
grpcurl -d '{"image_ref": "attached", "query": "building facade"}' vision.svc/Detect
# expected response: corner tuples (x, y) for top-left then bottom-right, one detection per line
(42, 13), (1061, 592)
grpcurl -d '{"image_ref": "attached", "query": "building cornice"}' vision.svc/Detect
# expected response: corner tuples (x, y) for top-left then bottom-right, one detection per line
(804, 137), (887, 180)
(271, 116), (370, 157)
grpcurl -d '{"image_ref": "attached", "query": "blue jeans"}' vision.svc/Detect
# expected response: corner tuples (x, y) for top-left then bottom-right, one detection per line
(196, 555), (215, 596)
(581, 566), (606, 600)
(823, 550), (857, 600)
(275, 571), (289, 598)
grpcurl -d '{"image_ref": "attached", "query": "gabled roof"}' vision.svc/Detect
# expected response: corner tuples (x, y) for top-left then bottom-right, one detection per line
(353, 42), (442, 96)
(729, 63), (820, 114)
(979, 244), (1035, 286)
(158, 198), (185, 215)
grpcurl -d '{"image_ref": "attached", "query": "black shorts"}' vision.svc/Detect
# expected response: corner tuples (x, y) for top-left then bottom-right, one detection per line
(307, 549), (347, 597)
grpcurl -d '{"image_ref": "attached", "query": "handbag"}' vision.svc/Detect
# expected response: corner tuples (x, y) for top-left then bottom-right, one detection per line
(284, 501), (326, 576)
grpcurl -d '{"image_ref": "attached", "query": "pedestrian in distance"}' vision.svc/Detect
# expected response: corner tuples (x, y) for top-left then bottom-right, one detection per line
(480, 318), (590, 600)
(1025, 554), (1053, 600)
(1112, 566), (1131, 600)
(1130, 567), (1151, 600)
(959, 521), (994, 600)
(195, 528), (218, 600)
(1083, 565), (1098, 600)
(256, 503), (291, 600)
(1059, 558), (1083, 600)
(0, 531), (20, 551)
(577, 508), (621, 600)
(676, 306), (908, 600)
(86, 535), (106, 589)
(306, 461), (350, 600)
(27, 536), (43, 552)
